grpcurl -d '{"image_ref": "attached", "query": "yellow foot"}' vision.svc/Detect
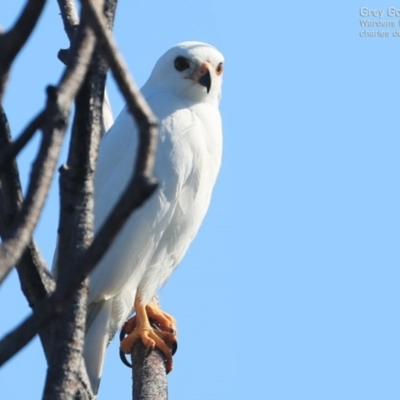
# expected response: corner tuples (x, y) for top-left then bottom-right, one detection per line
(120, 298), (177, 373)
(122, 303), (177, 335)
(146, 302), (177, 334)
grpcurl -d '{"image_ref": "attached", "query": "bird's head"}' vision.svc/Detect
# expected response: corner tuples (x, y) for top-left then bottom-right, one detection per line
(144, 41), (224, 105)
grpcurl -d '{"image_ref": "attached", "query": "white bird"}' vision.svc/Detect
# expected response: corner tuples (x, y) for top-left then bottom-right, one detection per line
(83, 41), (224, 394)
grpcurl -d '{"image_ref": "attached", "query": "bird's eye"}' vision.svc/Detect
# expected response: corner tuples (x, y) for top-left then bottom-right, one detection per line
(174, 56), (190, 72)
(216, 62), (223, 75)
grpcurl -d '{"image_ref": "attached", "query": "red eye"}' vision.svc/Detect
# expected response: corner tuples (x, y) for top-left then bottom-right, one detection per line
(216, 62), (223, 75)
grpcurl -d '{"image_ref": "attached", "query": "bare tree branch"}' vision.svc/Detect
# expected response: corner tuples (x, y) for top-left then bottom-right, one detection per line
(0, 90), (67, 283)
(0, 0), (158, 363)
(0, 290), (60, 365)
(0, 0), (47, 99)
(131, 342), (168, 400)
(0, 106), (54, 295)
(68, 3), (165, 398)
(0, 0), (96, 375)
(82, 0), (158, 175)
(43, 284), (91, 400)
(57, 0), (80, 40)
(43, 1), (118, 397)
(0, 105), (24, 226)
(0, 147), (157, 367)
(16, 244), (54, 303)
(0, 180), (159, 365)
(0, 111), (46, 172)
(0, 7), (98, 283)
(40, 2), (99, 398)
(0, 87), (91, 400)
(130, 295), (168, 400)
(0, 104), (56, 358)
(0, 3), (166, 399)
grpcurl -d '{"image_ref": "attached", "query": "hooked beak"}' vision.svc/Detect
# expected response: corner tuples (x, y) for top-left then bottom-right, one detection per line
(191, 62), (212, 93)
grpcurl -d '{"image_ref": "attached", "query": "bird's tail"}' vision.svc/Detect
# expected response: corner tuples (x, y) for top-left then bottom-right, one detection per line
(83, 299), (112, 395)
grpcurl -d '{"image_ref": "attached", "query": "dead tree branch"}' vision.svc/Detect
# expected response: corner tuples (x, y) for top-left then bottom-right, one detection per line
(83, 0), (159, 172)
(0, 0), (158, 371)
(131, 341), (169, 400)
(0, 2), (98, 283)
(130, 294), (168, 400)
(0, 106), (56, 357)
(43, 0), (117, 397)
(0, 1), (165, 398)
(0, 112), (46, 172)
(57, 0), (80, 40)
(0, 7), (89, 397)
(0, 90), (67, 283)
(0, 5), (96, 396)
(0, 107), (55, 297)
(0, 0), (47, 99)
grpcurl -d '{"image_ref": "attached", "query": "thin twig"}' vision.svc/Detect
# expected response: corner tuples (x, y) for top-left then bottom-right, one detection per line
(0, 111), (46, 172)
(0, 0), (47, 99)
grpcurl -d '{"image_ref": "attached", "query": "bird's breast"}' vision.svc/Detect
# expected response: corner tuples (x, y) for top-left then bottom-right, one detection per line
(89, 95), (222, 306)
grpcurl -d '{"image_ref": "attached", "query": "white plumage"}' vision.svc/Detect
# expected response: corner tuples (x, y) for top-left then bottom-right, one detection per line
(82, 41), (224, 393)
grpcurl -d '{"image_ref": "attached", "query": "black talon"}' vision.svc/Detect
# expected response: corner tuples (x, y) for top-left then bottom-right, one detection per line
(119, 327), (126, 342)
(171, 339), (178, 356)
(120, 349), (133, 368)
(118, 319), (178, 369)
(119, 327), (133, 368)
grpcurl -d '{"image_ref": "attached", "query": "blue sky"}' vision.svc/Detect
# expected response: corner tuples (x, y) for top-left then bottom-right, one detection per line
(1, 1), (400, 399)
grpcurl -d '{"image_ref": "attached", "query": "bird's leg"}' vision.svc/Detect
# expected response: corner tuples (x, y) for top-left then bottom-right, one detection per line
(120, 297), (177, 372)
